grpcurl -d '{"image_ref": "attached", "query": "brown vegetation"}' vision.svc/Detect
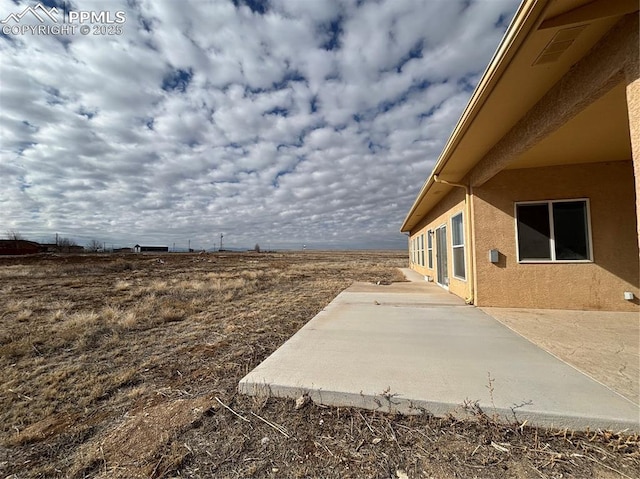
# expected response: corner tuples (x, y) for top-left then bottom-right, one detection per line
(0, 251), (638, 478)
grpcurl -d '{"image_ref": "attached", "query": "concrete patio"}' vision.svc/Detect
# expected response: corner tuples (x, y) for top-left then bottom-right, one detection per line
(239, 269), (640, 432)
(482, 307), (639, 405)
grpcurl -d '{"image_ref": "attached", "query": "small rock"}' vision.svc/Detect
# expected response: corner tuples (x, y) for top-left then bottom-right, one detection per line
(396, 470), (409, 479)
(295, 394), (310, 410)
(272, 467), (279, 473)
(261, 436), (270, 446)
(374, 300), (380, 305)
(372, 437), (382, 445)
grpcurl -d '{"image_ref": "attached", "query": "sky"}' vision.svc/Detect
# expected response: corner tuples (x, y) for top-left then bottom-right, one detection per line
(0, 0), (519, 251)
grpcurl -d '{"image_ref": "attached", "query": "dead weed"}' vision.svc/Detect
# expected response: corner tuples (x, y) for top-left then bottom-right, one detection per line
(0, 251), (637, 479)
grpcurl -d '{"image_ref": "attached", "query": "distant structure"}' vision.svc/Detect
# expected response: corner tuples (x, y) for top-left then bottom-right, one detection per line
(134, 244), (169, 253)
(38, 243), (84, 253)
(113, 247), (133, 253)
(0, 239), (41, 255)
(0, 240), (86, 255)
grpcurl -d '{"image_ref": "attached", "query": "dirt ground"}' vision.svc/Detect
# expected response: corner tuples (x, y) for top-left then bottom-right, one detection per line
(0, 251), (638, 479)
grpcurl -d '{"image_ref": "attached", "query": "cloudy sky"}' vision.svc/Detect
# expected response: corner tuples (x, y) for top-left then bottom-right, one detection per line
(0, 0), (518, 250)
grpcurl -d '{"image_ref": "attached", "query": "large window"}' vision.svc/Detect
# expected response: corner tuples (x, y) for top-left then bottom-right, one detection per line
(516, 199), (592, 262)
(451, 213), (466, 280)
(427, 230), (433, 269)
(419, 233), (425, 266)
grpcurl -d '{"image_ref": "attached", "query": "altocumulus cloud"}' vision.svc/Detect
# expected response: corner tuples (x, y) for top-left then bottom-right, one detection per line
(0, 0), (518, 250)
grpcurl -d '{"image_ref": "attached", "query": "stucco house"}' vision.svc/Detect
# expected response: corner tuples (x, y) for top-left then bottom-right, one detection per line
(401, 0), (639, 311)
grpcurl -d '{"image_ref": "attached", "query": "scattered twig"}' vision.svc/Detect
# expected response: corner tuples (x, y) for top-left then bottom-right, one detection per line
(150, 455), (164, 478)
(395, 424), (436, 443)
(584, 455), (636, 479)
(518, 420), (528, 435)
(510, 399), (534, 424)
(100, 446), (107, 475)
(8, 389), (32, 401)
(215, 396), (250, 423)
(314, 439), (334, 457)
(250, 411), (290, 438)
(359, 411), (374, 433)
(582, 442), (616, 459)
(490, 441), (510, 453)
(529, 464), (549, 479)
(387, 422), (402, 449)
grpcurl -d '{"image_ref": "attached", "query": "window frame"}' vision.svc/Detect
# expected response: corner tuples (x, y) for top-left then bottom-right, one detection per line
(514, 198), (594, 264)
(450, 212), (466, 281)
(410, 237), (414, 264)
(427, 230), (433, 269)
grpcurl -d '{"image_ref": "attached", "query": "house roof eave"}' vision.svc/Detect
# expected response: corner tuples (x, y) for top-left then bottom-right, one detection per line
(400, 0), (547, 233)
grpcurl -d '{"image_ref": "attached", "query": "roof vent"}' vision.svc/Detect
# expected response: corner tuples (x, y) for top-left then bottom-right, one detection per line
(533, 25), (587, 65)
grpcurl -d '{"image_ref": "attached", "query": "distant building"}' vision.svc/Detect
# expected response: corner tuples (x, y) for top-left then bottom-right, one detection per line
(113, 247), (133, 253)
(39, 243), (58, 253)
(0, 240), (42, 255)
(37, 243), (84, 254)
(134, 244), (169, 253)
(0, 241), (86, 255)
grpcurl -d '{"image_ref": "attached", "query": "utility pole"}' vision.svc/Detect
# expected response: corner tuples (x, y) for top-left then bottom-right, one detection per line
(220, 233), (224, 251)
(188, 239), (191, 252)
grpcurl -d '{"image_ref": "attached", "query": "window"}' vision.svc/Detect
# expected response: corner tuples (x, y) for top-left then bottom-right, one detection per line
(427, 230), (433, 269)
(451, 213), (465, 280)
(411, 237), (416, 264)
(409, 238), (413, 263)
(420, 233), (425, 266)
(516, 199), (592, 262)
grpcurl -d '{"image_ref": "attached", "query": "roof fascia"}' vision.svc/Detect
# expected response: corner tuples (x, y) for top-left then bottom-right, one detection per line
(400, 0), (549, 232)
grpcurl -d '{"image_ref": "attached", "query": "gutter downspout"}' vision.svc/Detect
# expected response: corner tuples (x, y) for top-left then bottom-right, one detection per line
(433, 175), (475, 305)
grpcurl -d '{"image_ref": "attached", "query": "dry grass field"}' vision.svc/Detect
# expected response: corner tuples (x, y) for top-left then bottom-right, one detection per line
(0, 251), (638, 479)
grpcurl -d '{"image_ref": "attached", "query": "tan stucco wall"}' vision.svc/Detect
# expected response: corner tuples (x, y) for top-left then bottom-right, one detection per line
(470, 14), (639, 188)
(625, 50), (640, 252)
(409, 188), (469, 300)
(473, 161), (639, 311)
